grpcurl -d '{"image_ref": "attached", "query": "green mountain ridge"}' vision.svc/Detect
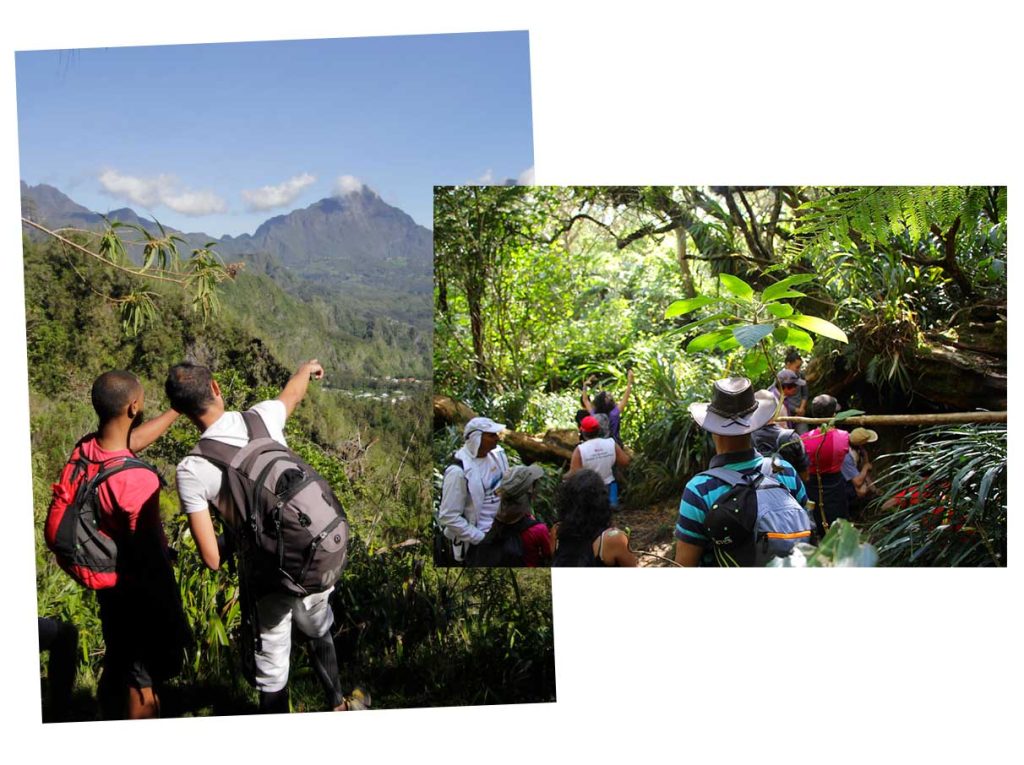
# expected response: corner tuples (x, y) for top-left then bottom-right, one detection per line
(20, 181), (430, 379)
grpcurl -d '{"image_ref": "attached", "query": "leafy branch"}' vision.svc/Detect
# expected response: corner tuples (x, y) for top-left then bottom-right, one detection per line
(22, 217), (239, 334)
(664, 272), (848, 380)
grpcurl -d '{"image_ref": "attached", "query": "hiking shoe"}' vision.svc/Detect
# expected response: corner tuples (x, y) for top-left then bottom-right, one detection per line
(334, 688), (371, 711)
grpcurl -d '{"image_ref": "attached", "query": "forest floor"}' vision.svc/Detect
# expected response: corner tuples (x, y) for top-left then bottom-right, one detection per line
(615, 499), (678, 567)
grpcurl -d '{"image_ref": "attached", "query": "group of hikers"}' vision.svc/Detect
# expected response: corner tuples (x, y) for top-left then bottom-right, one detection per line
(39, 360), (368, 721)
(436, 349), (882, 568)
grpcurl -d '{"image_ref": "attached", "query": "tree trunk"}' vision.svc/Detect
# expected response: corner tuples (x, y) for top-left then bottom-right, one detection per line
(467, 288), (487, 392)
(779, 412), (1006, 427)
(676, 226), (696, 299)
(433, 394), (576, 464)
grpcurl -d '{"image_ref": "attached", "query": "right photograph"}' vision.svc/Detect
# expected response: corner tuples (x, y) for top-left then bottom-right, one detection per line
(432, 186), (1007, 568)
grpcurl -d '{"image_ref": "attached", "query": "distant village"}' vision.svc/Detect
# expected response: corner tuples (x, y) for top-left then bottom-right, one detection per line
(324, 376), (427, 404)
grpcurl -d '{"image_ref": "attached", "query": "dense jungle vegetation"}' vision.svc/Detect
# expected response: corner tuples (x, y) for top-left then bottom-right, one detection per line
(433, 186), (1007, 567)
(27, 232), (555, 720)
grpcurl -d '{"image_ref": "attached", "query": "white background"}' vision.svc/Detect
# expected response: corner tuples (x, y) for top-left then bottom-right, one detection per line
(2, 1), (1019, 762)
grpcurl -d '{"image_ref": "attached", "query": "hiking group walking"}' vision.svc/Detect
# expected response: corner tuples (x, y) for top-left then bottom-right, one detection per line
(435, 353), (880, 569)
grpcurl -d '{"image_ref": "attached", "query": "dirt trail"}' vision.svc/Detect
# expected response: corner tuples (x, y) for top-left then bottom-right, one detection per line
(613, 499), (678, 567)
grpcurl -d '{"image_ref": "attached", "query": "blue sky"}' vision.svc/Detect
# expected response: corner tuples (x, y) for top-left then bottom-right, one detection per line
(15, 32), (534, 235)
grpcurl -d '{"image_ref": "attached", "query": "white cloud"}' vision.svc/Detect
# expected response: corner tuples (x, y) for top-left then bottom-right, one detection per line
(163, 190), (228, 216)
(517, 166), (535, 185)
(334, 174), (366, 196)
(474, 169), (495, 185)
(241, 172), (317, 211)
(98, 169), (165, 207)
(98, 169), (227, 216)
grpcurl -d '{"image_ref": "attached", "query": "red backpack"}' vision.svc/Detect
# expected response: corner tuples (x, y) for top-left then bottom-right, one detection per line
(44, 438), (159, 589)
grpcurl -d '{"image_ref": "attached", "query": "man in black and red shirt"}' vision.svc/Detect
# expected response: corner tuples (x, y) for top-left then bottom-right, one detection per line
(72, 371), (188, 719)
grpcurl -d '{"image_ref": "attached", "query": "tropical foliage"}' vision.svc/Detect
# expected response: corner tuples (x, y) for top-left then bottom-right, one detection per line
(26, 231), (554, 720)
(433, 185), (1006, 565)
(868, 424), (1007, 567)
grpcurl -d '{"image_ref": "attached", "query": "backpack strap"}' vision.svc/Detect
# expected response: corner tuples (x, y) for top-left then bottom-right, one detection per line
(241, 409), (272, 441)
(702, 467), (750, 487)
(190, 436), (239, 470)
(190, 409), (275, 469)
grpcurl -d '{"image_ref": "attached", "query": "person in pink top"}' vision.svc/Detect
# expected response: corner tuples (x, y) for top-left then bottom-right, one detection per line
(800, 394), (852, 536)
(66, 371), (188, 719)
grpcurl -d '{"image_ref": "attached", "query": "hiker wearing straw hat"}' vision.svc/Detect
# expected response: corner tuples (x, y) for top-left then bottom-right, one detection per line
(845, 427), (880, 514)
(674, 377), (811, 567)
(467, 464), (552, 567)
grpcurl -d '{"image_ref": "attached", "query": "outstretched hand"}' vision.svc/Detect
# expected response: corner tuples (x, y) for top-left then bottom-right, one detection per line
(305, 359), (325, 380)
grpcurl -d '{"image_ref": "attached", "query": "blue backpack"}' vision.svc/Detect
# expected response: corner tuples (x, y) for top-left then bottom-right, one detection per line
(701, 459), (813, 567)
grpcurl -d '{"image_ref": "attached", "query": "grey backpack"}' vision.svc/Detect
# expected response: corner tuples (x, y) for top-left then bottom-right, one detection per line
(191, 411), (349, 596)
(701, 459), (813, 567)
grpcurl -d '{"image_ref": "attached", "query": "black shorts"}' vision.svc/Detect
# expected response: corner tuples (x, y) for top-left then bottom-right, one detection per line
(96, 576), (189, 688)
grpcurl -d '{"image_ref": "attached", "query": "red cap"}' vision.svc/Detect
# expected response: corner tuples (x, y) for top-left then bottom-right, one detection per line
(580, 415), (600, 434)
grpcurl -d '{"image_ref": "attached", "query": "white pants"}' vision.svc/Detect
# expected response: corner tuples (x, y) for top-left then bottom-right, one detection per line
(254, 586), (334, 692)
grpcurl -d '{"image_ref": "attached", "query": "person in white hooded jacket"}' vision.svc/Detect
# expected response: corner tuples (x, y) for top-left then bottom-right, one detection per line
(437, 417), (510, 563)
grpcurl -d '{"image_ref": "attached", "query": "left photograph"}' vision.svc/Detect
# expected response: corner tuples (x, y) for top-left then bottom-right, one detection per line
(17, 33), (554, 722)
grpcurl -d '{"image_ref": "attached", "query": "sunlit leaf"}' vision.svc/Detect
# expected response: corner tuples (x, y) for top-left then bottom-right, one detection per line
(763, 290), (806, 302)
(686, 329), (733, 352)
(666, 312), (729, 336)
(743, 350), (769, 378)
(832, 408), (866, 422)
(766, 303), (794, 318)
(774, 325), (814, 352)
(761, 273), (816, 302)
(719, 273), (754, 301)
(787, 313), (848, 343)
(665, 295), (714, 318)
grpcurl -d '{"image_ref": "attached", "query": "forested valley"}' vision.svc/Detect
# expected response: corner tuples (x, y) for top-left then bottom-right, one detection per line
(434, 186), (1007, 567)
(26, 217), (555, 719)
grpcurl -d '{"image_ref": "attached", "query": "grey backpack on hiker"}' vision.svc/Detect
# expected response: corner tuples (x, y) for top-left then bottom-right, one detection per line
(701, 458), (813, 567)
(191, 411), (349, 597)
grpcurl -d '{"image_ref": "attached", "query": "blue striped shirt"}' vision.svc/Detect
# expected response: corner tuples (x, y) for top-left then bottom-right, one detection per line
(675, 448), (808, 549)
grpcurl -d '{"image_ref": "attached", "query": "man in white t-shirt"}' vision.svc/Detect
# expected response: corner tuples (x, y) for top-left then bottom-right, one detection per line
(166, 359), (365, 713)
(436, 417), (509, 563)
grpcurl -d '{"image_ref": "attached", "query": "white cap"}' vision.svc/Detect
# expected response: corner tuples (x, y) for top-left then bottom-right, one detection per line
(463, 417), (506, 438)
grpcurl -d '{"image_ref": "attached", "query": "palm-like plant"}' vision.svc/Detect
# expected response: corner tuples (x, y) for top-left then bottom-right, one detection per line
(868, 424), (1006, 566)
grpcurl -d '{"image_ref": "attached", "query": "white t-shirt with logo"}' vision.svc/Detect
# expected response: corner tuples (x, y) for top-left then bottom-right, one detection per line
(579, 437), (616, 484)
(176, 400), (288, 523)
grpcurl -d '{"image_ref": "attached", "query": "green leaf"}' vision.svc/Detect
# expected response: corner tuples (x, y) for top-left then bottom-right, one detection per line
(732, 323), (775, 349)
(686, 329), (733, 352)
(787, 314), (849, 343)
(743, 350), (769, 378)
(774, 325), (813, 351)
(763, 290), (806, 303)
(716, 332), (741, 352)
(761, 274), (816, 303)
(976, 465), (1002, 514)
(833, 408), (866, 422)
(665, 295), (714, 318)
(669, 312), (729, 335)
(719, 273), (754, 301)
(766, 303), (794, 318)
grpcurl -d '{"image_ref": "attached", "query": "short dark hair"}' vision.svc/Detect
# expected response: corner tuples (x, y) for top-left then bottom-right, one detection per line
(91, 370), (142, 423)
(784, 348), (802, 365)
(811, 394), (839, 419)
(165, 362), (216, 417)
